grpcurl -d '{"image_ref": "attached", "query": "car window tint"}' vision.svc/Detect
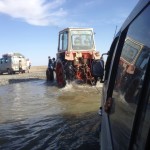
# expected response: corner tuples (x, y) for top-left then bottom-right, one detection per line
(104, 37), (119, 81)
(110, 5), (150, 150)
(133, 96), (150, 150)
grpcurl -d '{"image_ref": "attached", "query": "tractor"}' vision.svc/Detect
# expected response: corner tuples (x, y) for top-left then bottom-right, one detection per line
(55, 27), (104, 87)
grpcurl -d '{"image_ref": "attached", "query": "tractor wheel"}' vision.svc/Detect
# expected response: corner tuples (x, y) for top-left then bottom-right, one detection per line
(56, 61), (66, 88)
(65, 62), (74, 81)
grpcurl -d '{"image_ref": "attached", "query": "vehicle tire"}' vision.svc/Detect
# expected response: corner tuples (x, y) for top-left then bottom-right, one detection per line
(56, 61), (66, 88)
(65, 62), (74, 81)
(7, 69), (12, 75)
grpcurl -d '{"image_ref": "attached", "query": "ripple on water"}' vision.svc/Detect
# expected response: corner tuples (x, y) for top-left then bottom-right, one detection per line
(0, 80), (101, 150)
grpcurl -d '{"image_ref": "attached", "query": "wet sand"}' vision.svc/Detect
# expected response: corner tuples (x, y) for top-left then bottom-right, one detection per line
(0, 66), (47, 86)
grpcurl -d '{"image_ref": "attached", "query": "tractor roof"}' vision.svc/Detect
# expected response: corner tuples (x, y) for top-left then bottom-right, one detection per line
(59, 27), (94, 33)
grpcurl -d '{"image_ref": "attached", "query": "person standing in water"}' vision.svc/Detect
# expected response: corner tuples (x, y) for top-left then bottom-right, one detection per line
(46, 56), (54, 81)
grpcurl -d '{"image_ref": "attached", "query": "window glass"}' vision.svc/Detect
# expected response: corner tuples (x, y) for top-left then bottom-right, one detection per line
(59, 33), (63, 50)
(110, 5), (150, 150)
(5, 58), (8, 63)
(133, 96), (150, 150)
(71, 30), (94, 50)
(59, 32), (68, 51)
(104, 37), (119, 81)
(121, 38), (142, 63)
(63, 32), (68, 50)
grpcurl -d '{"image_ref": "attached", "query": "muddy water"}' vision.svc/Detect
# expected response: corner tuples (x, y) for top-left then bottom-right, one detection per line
(0, 80), (102, 150)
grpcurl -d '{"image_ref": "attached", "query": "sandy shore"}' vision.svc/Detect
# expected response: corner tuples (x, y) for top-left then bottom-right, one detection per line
(0, 66), (48, 86)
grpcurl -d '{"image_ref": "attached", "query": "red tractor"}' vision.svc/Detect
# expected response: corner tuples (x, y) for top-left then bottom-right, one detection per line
(55, 28), (104, 87)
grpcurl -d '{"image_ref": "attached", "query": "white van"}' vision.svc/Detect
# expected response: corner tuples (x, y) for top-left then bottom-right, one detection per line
(0, 53), (27, 74)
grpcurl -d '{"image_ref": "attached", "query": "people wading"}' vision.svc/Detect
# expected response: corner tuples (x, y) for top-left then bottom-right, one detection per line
(46, 56), (54, 81)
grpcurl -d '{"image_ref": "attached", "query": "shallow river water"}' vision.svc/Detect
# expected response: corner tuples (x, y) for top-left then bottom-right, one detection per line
(0, 80), (102, 150)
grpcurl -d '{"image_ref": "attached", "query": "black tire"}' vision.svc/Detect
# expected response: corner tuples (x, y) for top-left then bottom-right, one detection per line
(56, 61), (66, 88)
(65, 62), (74, 81)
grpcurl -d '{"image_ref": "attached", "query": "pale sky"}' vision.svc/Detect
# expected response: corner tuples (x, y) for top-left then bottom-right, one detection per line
(0, 0), (139, 66)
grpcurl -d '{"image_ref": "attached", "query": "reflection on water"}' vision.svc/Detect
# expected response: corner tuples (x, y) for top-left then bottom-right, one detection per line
(0, 80), (101, 150)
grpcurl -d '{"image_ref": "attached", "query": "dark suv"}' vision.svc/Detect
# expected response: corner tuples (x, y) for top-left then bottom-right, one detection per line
(100, 0), (150, 150)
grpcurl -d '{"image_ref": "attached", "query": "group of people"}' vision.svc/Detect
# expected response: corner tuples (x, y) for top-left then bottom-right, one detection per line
(46, 56), (56, 81)
(48, 56), (56, 71)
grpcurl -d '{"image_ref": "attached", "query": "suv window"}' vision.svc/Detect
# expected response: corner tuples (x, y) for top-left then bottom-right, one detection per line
(121, 38), (142, 64)
(110, 5), (150, 150)
(104, 37), (119, 81)
(134, 95), (150, 149)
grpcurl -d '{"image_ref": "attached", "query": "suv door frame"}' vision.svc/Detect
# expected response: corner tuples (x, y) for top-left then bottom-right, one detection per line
(101, 1), (150, 150)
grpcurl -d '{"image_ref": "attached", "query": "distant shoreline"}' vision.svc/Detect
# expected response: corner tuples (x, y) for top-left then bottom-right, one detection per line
(0, 66), (47, 86)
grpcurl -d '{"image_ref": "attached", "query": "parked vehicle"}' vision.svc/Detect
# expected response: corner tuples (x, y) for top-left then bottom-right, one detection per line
(53, 27), (104, 87)
(100, 0), (150, 149)
(0, 53), (27, 74)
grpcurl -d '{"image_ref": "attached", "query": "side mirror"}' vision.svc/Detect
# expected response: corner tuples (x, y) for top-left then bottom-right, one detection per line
(100, 52), (109, 62)
(92, 59), (104, 82)
(92, 52), (109, 83)
(102, 52), (109, 57)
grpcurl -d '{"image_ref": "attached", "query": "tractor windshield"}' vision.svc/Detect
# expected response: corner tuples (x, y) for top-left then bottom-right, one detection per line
(71, 30), (94, 50)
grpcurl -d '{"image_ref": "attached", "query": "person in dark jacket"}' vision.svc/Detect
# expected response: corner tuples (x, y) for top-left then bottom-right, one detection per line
(52, 57), (56, 71)
(46, 56), (54, 81)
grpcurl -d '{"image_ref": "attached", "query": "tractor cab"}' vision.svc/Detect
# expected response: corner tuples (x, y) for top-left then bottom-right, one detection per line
(57, 28), (100, 60)
(55, 27), (103, 87)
